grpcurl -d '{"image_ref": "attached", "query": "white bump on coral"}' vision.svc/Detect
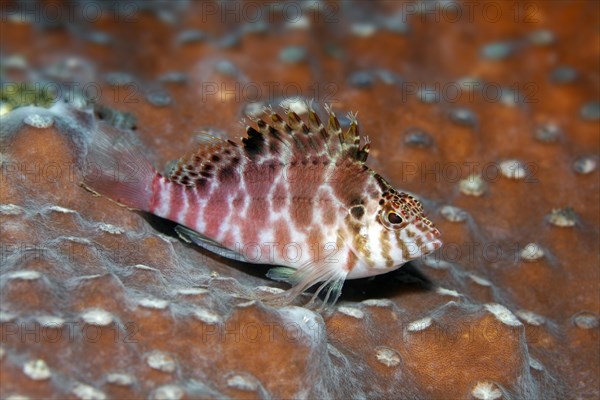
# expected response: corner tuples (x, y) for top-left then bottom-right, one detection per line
(285, 15), (310, 30)
(23, 359), (52, 380)
(407, 317), (433, 332)
(471, 381), (502, 400)
(361, 299), (393, 307)
(280, 306), (325, 343)
(138, 298), (169, 310)
(193, 308), (221, 324)
(436, 287), (461, 297)
(7, 270), (41, 280)
(337, 306), (364, 319)
(133, 264), (158, 271)
(147, 351), (176, 373)
(520, 243), (544, 262)
(529, 357), (544, 371)
(515, 310), (545, 326)
(351, 22), (377, 37)
(573, 157), (597, 174)
(152, 385), (184, 400)
(375, 346), (401, 367)
(547, 208), (576, 227)
(499, 159), (527, 179)
(573, 312), (599, 329)
(227, 374), (258, 391)
(0, 311), (16, 323)
(47, 205), (77, 213)
(24, 114), (54, 128)
(0, 204), (24, 215)
(421, 257), (452, 269)
(80, 309), (114, 326)
(64, 236), (92, 244)
(106, 372), (134, 386)
(235, 300), (257, 308)
(459, 174), (486, 196)
(96, 222), (125, 234)
(484, 304), (522, 327)
(255, 286), (285, 294)
(176, 287), (209, 295)
(440, 205), (468, 222)
(5, 395), (30, 400)
(35, 315), (65, 328)
(79, 274), (103, 281)
(72, 383), (106, 400)
(469, 274), (492, 287)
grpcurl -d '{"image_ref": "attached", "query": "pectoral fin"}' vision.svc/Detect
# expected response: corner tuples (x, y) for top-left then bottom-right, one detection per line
(266, 267), (298, 284)
(261, 258), (348, 310)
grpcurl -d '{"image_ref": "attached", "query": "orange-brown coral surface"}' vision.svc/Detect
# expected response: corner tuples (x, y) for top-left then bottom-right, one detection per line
(1, 1), (598, 399)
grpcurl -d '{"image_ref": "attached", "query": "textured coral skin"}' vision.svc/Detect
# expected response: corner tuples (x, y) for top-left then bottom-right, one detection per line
(1, 1), (599, 399)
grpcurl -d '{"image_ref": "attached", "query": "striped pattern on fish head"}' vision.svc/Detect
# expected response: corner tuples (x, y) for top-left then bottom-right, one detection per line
(342, 174), (442, 279)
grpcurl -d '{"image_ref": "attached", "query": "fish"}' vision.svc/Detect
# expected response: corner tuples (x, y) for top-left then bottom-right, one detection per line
(82, 103), (442, 307)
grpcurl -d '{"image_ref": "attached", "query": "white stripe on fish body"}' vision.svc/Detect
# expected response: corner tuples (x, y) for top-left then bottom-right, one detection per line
(192, 189), (208, 233)
(215, 192), (236, 243)
(155, 177), (172, 218)
(176, 184), (189, 223)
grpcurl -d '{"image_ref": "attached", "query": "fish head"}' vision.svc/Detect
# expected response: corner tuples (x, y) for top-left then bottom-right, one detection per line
(346, 188), (442, 276)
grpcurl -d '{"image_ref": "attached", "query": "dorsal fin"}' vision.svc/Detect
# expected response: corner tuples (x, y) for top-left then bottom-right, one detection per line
(168, 104), (371, 186)
(168, 133), (241, 187)
(247, 103), (371, 162)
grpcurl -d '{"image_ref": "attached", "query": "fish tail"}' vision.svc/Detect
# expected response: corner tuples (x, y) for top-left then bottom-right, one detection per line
(82, 122), (158, 211)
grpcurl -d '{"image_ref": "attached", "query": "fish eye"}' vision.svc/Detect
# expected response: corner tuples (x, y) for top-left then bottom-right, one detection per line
(387, 212), (403, 224)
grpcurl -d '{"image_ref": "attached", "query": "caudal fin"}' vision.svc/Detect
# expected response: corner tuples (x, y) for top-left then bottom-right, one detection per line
(82, 121), (158, 211)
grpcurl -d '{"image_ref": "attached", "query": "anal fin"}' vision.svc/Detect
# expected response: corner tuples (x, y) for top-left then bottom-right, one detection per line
(175, 225), (248, 263)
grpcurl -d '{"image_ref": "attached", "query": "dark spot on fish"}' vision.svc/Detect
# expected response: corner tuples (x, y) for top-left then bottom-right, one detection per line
(350, 205), (365, 220)
(219, 165), (235, 180)
(211, 154), (221, 162)
(243, 132), (266, 157)
(203, 163), (213, 171)
(247, 126), (261, 137)
(231, 157), (240, 166)
(197, 178), (208, 188)
(200, 171), (212, 178)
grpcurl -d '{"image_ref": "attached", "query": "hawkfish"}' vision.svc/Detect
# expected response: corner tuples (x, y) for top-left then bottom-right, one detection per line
(83, 104), (442, 307)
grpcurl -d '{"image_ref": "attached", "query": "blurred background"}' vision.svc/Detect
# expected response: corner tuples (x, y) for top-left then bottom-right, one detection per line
(1, 1), (598, 399)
